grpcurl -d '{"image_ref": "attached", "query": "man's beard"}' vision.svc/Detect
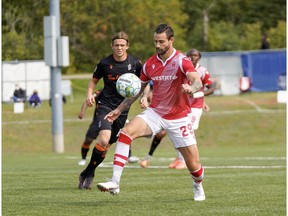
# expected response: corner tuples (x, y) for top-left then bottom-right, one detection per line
(156, 46), (169, 55)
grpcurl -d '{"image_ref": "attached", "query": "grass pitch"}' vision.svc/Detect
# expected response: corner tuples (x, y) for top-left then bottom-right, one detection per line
(2, 79), (286, 216)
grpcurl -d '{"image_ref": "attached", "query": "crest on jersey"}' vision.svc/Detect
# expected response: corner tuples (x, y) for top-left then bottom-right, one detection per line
(128, 64), (131, 70)
(152, 64), (155, 69)
(110, 64), (113, 69)
(172, 61), (176, 68)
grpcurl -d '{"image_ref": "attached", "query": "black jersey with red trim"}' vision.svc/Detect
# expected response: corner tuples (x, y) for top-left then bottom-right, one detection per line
(92, 54), (142, 114)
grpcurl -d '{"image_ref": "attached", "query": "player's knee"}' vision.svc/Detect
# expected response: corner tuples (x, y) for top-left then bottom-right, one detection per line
(156, 130), (167, 139)
(84, 137), (94, 145)
(97, 138), (110, 148)
(120, 127), (132, 138)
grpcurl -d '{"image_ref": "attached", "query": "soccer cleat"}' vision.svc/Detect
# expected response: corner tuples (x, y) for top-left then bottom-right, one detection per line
(97, 180), (120, 195)
(128, 156), (139, 163)
(140, 159), (149, 168)
(78, 175), (86, 190)
(193, 182), (205, 201)
(78, 159), (86, 166)
(168, 158), (183, 168)
(175, 161), (187, 169)
(83, 176), (94, 190)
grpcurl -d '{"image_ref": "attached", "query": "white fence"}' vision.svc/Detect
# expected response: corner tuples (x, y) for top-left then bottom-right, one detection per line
(2, 60), (72, 102)
(201, 52), (243, 95)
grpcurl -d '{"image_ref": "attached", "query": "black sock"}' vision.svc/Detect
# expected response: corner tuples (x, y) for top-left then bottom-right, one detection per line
(81, 147), (106, 177)
(81, 147), (89, 160)
(148, 136), (162, 156)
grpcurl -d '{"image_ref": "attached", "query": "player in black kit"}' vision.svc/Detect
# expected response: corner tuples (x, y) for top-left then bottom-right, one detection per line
(78, 31), (143, 190)
(78, 89), (139, 166)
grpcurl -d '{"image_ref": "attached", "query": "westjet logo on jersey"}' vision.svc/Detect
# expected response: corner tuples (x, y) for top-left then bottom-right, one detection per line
(151, 75), (178, 81)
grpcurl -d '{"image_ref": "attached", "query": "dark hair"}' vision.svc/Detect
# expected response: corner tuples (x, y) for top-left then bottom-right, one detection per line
(112, 31), (129, 44)
(155, 24), (174, 40)
(186, 48), (201, 59)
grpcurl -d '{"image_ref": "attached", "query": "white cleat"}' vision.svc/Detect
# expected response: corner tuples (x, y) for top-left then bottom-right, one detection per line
(128, 156), (139, 163)
(193, 182), (206, 201)
(97, 180), (120, 195)
(78, 159), (86, 166)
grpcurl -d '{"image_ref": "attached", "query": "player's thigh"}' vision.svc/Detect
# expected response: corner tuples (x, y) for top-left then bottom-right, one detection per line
(166, 116), (196, 148)
(121, 116), (153, 139)
(86, 122), (99, 140)
(109, 115), (127, 144)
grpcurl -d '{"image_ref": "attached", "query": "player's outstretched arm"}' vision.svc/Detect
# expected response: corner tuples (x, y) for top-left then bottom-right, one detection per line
(104, 96), (137, 122)
(78, 100), (87, 119)
(105, 82), (148, 122)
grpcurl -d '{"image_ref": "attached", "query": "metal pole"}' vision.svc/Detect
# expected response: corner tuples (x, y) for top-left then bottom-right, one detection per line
(50, 0), (64, 153)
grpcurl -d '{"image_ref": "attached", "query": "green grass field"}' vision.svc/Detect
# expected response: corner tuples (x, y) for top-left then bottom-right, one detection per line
(2, 79), (286, 216)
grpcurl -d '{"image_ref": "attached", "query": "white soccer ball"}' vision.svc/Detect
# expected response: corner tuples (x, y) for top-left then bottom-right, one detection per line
(116, 73), (141, 97)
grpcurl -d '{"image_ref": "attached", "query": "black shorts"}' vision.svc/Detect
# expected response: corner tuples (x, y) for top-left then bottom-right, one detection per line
(85, 105), (127, 144)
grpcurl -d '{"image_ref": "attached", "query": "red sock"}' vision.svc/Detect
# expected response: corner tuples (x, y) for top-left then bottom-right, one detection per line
(113, 132), (132, 167)
(190, 165), (204, 184)
(112, 132), (133, 183)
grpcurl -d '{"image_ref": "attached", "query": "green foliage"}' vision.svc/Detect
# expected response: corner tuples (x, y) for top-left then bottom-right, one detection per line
(2, 0), (48, 60)
(208, 21), (241, 51)
(2, 0), (286, 72)
(239, 23), (263, 50)
(2, 32), (44, 61)
(60, 0), (188, 72)
(268, 20), (287, 49)
(182, 0), (286, 51)
(2, 31), (26, 60)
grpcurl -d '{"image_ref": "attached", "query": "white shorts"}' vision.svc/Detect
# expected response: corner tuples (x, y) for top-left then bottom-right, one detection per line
(188, 108), (203, 130)
(137, 108), (197, 148)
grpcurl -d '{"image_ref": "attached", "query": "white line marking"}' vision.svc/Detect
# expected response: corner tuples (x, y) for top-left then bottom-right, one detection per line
(67, 156), (286, 169)
(206, 109), (285, 116)
(97, 164), (285, 169)
(2, 108), (285, 125)
(66, 156), (286, 161)
(2, 118), (91, 125)
(239, 98), (263, 111)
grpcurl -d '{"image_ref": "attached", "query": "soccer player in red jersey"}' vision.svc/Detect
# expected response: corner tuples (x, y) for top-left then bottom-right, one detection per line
(97, 24), (206, 201)
(140, 48), (218, 169)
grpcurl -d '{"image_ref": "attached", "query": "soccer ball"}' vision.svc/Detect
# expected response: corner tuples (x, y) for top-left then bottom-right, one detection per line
(116, 73), (141, 97)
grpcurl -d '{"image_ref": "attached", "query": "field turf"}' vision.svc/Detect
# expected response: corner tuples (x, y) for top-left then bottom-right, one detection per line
(2, 79), (286, 215)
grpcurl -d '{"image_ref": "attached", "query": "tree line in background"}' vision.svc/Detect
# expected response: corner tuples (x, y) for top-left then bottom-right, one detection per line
(2, 0), (286, 74)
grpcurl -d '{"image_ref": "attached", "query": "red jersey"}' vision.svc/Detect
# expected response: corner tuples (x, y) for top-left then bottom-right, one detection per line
(140, 49), (197, 120)
(189, 63), (213, 108)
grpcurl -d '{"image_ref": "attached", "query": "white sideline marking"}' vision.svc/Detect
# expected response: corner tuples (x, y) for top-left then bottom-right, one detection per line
(2, 108), (285, 125)
(240, 98), (263, 111)
(2, 118), (91, 125)
(67, 156), (286, 169)
(67, 156), (286, 161)
(98, 164), (286, 169)
(206, 109), (285, 116)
